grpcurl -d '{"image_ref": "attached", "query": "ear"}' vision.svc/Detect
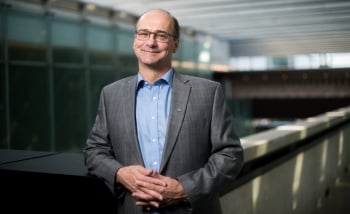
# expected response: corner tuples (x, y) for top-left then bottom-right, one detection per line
(172, 39), (179, 53)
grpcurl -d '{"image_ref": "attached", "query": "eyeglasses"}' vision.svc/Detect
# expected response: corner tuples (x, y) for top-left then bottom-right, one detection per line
(135, 29), (174, 43)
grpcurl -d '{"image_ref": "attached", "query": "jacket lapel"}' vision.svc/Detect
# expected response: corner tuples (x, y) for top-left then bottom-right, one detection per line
(123, 76), (144, 165)
(160, 73), (191, 172)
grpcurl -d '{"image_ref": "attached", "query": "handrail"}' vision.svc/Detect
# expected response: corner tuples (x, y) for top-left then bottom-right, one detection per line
(242, 106), (350, 162)
(220, 105), (350, 196)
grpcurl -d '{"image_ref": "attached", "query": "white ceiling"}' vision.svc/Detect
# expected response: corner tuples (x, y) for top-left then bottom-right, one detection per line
(81, 0), (350, 56)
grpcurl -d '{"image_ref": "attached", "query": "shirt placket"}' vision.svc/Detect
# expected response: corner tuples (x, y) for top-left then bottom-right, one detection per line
(149, 85), (160, 171)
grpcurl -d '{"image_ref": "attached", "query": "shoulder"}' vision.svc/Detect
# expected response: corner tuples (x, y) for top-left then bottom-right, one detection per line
(175, 73), (221, 89)
(103, 75), (136, 91)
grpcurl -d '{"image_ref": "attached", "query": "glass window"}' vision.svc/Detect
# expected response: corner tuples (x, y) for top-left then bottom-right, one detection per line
(8, 11), (46, 44)
(87, 24), (113, 51)
(52, 19), (82, 48)
(251, 56), (267, 71)
(53, 46), (83, 64)
(9, 41), (47, 62)
(330, 53), (350, 68)
(116, 29), (134, 54)
(180, 35), (197, 62)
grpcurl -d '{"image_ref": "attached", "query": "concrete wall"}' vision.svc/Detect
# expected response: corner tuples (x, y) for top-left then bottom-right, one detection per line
(221, 106), (350, 214)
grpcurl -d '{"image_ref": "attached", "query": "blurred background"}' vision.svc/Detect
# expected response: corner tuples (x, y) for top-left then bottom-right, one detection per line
(1, 0), (349, 152)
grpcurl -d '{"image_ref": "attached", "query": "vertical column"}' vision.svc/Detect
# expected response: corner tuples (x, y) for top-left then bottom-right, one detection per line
(45, 9), (56, 151)
(81, 18), (92, 135)
(1, 3), (10, 148)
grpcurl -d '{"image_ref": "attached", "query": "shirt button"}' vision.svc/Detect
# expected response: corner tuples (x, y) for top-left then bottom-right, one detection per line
(152, 138), (156, 142)
(151, 116), (155, 120)
(153, 96), (157, 100)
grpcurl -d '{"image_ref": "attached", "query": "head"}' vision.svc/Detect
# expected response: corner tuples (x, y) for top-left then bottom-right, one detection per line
(133, 9), (180, 72)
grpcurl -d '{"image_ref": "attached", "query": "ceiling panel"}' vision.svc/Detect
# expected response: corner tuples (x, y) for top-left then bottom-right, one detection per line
(79, 0), (350, 55)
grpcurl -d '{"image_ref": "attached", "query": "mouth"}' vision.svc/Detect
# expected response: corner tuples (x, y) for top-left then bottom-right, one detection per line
(142, 49), (160, 53)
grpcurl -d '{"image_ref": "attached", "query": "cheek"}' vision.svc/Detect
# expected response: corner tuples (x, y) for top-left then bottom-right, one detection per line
(133, 40), (138, 50)
(133, 39), (143, 50)
(133, 43), (143, 56)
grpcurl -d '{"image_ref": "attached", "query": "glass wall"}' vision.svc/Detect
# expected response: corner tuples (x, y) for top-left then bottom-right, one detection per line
(1, 5), (139, 151)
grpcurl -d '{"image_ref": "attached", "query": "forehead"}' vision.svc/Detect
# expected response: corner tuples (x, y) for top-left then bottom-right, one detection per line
(137, 10), (173, 31)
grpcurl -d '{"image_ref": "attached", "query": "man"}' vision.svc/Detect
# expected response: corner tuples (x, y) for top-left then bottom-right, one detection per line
(83, 8), (243, 214)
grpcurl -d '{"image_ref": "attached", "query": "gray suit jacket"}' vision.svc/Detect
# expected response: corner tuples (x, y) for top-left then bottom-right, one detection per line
(84, 71), (244, 214)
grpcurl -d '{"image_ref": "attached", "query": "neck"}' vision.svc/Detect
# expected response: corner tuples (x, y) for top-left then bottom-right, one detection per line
(139, 64), (171, 84)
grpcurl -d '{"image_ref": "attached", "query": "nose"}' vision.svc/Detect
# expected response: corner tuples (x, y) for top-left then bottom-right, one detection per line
(146, 34), (157, 45)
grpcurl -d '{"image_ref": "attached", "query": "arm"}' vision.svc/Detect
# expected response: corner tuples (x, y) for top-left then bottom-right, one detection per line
(83, 89), (123, 195)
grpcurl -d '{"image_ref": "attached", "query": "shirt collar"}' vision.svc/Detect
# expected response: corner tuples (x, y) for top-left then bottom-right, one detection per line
(137, 68), (174, 89)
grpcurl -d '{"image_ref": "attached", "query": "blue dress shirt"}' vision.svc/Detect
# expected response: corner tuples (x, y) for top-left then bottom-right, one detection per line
(136, 69), (173, 172)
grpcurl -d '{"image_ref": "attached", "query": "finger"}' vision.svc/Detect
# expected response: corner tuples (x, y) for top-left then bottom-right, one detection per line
(148, 200), (160, 208)
(135, 179), (167, 197)
(135, 200), (149, 206)
(133, 187), (163, 201)
(136, 175), (167, 187)
(132, 190), (153, 200)
(135, 167), (155, 176)
(135, 200), (160, 208)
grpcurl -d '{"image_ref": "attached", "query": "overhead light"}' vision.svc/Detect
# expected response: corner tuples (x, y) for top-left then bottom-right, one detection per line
(85, 3), (96, 11)
(118, 11), (128, 19)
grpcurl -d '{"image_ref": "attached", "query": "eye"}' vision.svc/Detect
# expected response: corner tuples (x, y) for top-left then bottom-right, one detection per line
(157, 32), (168, 40)
(138, 31), (149, 38)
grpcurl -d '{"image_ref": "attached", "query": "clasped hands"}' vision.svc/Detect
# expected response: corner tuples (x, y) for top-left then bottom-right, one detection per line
(116, 165), (187, 209)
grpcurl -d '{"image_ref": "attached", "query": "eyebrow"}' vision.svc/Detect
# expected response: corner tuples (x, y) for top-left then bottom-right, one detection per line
(137, 29), (169, 34)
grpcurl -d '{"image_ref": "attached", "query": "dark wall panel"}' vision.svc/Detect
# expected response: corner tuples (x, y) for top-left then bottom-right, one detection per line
(54, 68), (87, 151)
(9, 65), (50, 150)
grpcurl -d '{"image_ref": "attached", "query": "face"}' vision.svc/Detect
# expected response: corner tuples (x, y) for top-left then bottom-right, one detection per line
(133, 10), (179, 70)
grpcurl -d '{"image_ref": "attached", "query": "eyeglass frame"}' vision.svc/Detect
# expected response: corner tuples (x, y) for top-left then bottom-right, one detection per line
(134, 29), (175, 43)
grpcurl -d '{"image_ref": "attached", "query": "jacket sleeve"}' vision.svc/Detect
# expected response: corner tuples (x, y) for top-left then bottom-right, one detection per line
(83, 88), (125, 196)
